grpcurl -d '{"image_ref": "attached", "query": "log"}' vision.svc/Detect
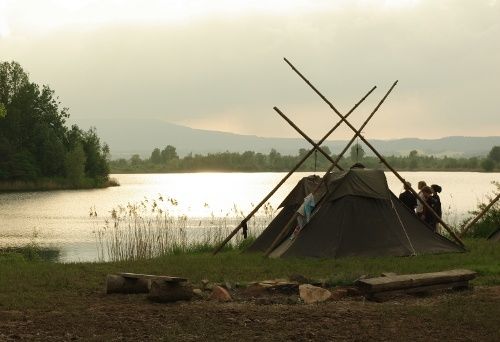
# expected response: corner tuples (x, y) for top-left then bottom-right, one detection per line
(355, 269), (477, 294)
(148, 280), (194, 303)
(106, 274), (150, 294)
(119, 272), (187, 283)
(366, 281), (471, 302)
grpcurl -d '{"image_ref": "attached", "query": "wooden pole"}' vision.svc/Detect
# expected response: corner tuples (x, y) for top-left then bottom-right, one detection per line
(211, 86), (377, 255)
(264, 82), (398, 256)
(284, 57), (465, 248)
(274, 107), (345, 168)
(459, 193), (500, 237)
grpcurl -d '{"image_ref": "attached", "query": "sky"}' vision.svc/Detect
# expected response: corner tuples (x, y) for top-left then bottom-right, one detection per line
(1, 0), (499, 140)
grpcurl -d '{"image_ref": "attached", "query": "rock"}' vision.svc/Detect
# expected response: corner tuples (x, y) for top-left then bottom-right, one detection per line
(210, 285), (232, 302)
(147, 280), (193, 303)
(329, 288), (349, 301)
(201, 279), (210, 290)
(192, 288), (204, 297)
(224, 281), (232, 290)
(299, 284), (332, 304)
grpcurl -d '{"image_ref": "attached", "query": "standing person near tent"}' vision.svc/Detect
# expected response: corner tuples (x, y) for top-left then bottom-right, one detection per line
(416, 181), (427, 218)
(431, 184), (443, 232)
(399, 182), (417, 212)
(420, 186), (438, 231)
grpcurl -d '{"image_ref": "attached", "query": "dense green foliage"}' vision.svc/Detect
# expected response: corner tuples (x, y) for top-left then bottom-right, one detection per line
(0, 61), (110, 188)
(110, 144), (500, 173)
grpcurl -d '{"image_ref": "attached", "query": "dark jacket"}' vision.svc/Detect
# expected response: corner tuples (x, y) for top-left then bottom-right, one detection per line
(399, 190), (417, 212)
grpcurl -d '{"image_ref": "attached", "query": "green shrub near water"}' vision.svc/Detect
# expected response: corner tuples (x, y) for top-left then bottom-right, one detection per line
(461, 181), (500, 238)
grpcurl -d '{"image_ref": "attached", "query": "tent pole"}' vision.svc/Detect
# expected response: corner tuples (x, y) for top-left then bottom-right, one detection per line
(459, 193), (500, 237)
(284, 57), (465, 248)
(211, 86), (376, 255)
(274, 107), (344, 168)
(264, 82), (398, 257)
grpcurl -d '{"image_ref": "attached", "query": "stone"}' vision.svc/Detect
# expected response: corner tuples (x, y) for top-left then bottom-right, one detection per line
(192, 288), (204, 297)
(329, 288), (349, 301)
(224, 281), (232, 290)
(299, 284), (332, 304)
(210, 285), (232, 302)
(201, 279), (210, 290)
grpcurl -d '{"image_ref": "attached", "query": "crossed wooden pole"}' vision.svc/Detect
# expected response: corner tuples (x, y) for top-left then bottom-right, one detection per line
(212, 86), (376, 255)
(283, 57), (464, 248)
(264, 81), (399, 256)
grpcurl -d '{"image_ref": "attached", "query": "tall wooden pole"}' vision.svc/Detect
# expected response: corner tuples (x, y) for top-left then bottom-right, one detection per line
(264, 81), (398, 256)
(284, 57), (465, 248)
(459, 193), (500, 237)
(212, 86), (376, 255)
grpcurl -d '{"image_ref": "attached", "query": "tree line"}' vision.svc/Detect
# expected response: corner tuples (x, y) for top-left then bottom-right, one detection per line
(0, 61), (111, 189)
(110, 144), (500, 173)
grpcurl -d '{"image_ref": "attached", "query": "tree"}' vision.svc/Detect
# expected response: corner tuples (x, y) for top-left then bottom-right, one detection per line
(350, 143), (365, 162)
(130, 154), (142, 166)
(481, 158), (495, 172)
(65, 143), (86, 186)
(150, 148), (162, 164)
(161, 145), (178, 163)
(487, 146), (500, 163)
(0, 60), (111, 186)
(0, 102), (6, 118)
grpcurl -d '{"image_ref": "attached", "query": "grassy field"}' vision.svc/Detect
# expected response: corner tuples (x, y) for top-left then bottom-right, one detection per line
(0, 239), (498, 310)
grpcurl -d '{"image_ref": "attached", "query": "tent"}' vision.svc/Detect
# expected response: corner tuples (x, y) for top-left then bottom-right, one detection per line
(246, 175), (324, 253)
(247, 167), (464, 258)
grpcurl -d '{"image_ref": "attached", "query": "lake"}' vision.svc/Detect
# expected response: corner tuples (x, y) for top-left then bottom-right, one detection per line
(0, 171), (498, 262)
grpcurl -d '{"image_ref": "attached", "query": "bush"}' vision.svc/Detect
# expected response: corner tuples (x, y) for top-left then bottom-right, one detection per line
(462, 181), (500, 238)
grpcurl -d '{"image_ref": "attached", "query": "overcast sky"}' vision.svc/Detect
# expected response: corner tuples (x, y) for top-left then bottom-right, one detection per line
(1, 0), (499, 140)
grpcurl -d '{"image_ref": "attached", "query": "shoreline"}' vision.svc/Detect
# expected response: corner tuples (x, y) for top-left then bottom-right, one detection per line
(0, 177), (120, 193)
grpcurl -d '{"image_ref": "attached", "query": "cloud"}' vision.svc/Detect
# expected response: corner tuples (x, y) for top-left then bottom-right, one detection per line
(1, 0), (499, 140)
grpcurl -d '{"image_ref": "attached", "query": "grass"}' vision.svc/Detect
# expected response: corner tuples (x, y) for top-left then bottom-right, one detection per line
(0, 238), (498, 310)
(92, 196), (274, 261)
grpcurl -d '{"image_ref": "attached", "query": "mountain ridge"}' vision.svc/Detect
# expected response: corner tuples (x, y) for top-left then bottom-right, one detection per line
(76, 118), (500, 159)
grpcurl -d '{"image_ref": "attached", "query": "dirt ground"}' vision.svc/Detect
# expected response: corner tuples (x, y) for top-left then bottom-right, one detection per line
(1, 286), (499, 341)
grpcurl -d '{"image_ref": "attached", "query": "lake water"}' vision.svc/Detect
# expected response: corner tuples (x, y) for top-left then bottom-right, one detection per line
(0, 172), (498, 262)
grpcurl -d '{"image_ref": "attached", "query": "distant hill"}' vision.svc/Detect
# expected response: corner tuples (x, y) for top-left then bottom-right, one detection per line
(77, 118), (500, 159)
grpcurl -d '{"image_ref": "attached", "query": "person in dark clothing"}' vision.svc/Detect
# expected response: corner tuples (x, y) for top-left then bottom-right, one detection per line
(430, 184), (442, 218)
(399, 182), (417, 212)
(430, 184), (443, 232)
(421, 186), (438, 232)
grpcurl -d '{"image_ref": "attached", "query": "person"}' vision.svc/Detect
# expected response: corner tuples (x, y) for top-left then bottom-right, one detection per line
(399, 182), (417, 212)
(415, 181), (427, 217)
(430, 184), (443, 232)
(420, 186), (438, 231)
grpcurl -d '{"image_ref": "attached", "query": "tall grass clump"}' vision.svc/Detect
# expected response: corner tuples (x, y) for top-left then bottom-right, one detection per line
(92, 195), (275, 261)
(461, 181), (500, 238)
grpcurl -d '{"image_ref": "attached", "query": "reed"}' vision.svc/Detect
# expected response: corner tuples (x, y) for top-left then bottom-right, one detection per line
(92, 196), (275, 261)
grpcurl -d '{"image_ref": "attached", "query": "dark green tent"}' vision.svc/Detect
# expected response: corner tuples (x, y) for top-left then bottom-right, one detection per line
(248, 168), (464, 258)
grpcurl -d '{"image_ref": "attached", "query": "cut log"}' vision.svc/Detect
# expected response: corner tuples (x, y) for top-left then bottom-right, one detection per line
(366, 281), (471, 302)
(148, 280), (194, 303)
(119, 272), (187, 283)
(355, 269), (477, 295)
(106, 274), (150, 294)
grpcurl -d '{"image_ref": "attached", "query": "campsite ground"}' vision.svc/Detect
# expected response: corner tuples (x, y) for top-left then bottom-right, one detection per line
(1, 286), (499, 341)
(1, 239), (499, 341)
